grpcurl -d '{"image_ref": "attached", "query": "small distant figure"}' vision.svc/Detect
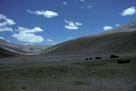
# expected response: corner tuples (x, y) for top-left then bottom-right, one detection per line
(117, 59), (130, 64)
(52, 76), (56, 79)
(22, 87), (26, 89)
(86, 58), (89, 60)
(110, 55), (119, 58)
(95, 57), (102, 59)
(60, 69), (64, 72)
(89, 57), (93, 60)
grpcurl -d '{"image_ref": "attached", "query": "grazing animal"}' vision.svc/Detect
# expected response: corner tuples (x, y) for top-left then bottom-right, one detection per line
(117, 59), (130, 64)
(86, 58), (89, 60)
(110, 55), (119, 58)
(95, 57), (102, 59)
(60, 69), (64, 72)
(22, 87), (26, 89)
(89, 58), (93, 60)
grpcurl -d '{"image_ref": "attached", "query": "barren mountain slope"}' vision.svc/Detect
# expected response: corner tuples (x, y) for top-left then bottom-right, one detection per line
(44, 22), (136, 55)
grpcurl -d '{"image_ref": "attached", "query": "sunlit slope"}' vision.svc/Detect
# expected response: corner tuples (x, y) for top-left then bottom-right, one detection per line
(44, 30), (136, 55)
(0, 38), (51, 54)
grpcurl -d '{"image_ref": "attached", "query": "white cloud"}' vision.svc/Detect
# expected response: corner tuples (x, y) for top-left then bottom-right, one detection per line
(0, 27), (13, 32)
(0, 14), (15, 27)
(67, 37), (73, 40)
(12, 27), (44, 43)
(81, 2), (93, 9)
(16, 27), (43, 33)
(45, 39), (55, 45)
(0, 36), (10, 42)
(121, 6), (136, 16)
(115, 24), (120, 27)
(64, 19), (82, 30)
(80, 0), (85, 2)
(103, 26), (113, 31)
(0, 14), (7, 19)
(0, 36), (4, 40)
(27, 10), (59, 18)
(24, 43), (33, 45)
(0, 14), (15, 32)
(45, 39), (54, 42)
(62, 2), (67, 5)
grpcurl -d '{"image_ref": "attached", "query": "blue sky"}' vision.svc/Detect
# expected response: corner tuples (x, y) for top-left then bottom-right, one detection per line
(0, 0), (136, 45)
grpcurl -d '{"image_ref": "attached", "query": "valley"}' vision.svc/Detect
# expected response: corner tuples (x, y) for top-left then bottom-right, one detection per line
(0, 21), (136, 91)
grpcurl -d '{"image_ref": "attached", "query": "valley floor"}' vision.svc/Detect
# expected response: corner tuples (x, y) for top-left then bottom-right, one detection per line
(0, 53), (136, 91)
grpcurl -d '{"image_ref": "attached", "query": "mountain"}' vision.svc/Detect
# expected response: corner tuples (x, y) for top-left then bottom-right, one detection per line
(43, 21), (136, 55)
(0, 38), (51, 54)
(0, 47), (19, 58)
(0, 38), (27, 54)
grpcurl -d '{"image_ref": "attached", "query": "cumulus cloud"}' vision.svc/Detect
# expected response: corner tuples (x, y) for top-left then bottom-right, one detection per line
(27, 10), (59, 18)
(0, 27), (13, 32)
(16, 27), (43, 33)
(0, 14), (15, 32)
(67, 37), (74, 40)
(115, 24), (120, 27)
(103, 26), (113, 31)
(121, 6), (136, 16)
(80, 0), (85, 2)
(81, 2), (93, 9)
(12, 27), (44, 43)
(64, 19), (82, 30)
(24, 43), (33, 45)
(62, 2), (67, 5)
(0, 36), (4, 39)
(45, 39), (54, 42)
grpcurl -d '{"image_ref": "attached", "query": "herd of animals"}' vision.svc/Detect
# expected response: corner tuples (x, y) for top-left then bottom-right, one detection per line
(85, 54), (131, 64)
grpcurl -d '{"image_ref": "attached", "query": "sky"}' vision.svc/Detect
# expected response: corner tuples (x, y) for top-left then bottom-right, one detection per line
(0, 0), (136, 45)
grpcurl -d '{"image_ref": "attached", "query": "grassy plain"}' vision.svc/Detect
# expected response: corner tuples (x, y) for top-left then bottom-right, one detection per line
(0, 58), (136, 91)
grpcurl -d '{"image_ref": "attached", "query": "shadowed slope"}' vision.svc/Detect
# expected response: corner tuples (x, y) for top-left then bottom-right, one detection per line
(0, 47), (19, 58)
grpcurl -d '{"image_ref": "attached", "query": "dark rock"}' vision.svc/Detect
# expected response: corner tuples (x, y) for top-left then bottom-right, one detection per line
(22, 87), (26, 89)
(52, 76), (56, 79)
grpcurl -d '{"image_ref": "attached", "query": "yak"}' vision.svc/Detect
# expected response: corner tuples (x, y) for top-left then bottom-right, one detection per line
(110, 55), (119, 58)
(117, 59), (130, 64)
(95, 57), (102, 59)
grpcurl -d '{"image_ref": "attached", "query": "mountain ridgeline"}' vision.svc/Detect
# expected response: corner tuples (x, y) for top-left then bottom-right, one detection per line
(0, 38), (51, 55)
(0, 21), (136, 57)
(43, 21), (136, 55)
(0, 47), (19, 58)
